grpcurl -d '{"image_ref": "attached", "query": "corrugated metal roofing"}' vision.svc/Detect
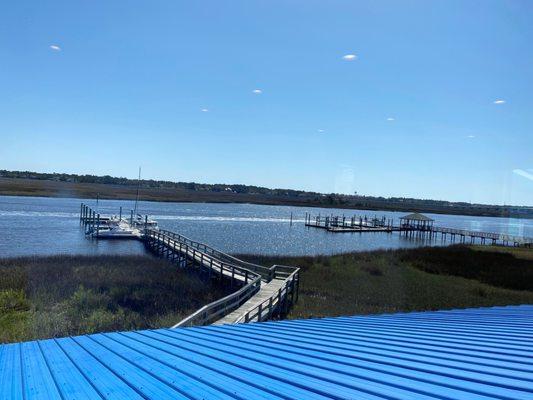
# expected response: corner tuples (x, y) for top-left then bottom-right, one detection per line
(1, 305), (532, 399)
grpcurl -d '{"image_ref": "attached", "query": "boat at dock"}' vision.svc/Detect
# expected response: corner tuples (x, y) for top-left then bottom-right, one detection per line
(93, 218), (142, 239)
(81, 210), (151, 239)
(131, 214), (158, 229)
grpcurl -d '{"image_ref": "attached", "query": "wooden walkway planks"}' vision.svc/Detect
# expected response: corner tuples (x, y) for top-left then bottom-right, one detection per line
(215, 278), (287, 325)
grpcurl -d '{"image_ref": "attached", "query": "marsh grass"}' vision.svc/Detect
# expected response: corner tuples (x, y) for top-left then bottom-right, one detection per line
(239, 245), (533, 319)
(0, 255), (231, 343)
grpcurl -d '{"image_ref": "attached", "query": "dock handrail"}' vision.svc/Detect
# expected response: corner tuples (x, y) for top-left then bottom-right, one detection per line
(235, 266), (300, 324)
(174, 276), (261, 327)
(154, 229), (277, 281)
(431, 226), (533, 244)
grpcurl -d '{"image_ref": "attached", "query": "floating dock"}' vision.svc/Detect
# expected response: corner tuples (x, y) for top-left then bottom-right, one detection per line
(305, 213), (396, 232)
(2, 305), (532, 399)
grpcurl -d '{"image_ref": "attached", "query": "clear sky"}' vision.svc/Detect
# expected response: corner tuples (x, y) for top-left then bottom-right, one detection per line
(1, 1), (532, 205)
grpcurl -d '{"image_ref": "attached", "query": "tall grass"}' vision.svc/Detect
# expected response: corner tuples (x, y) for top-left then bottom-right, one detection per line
(0, 255), (231, 343)
(240, 245), (533, 319)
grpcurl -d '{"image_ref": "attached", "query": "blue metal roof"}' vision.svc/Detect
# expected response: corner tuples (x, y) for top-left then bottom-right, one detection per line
(1, 305), (532, 399)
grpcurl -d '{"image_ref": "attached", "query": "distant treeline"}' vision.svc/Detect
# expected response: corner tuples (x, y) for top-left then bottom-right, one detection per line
(1, 169), (531, 218)
(0, 169), (314, 197)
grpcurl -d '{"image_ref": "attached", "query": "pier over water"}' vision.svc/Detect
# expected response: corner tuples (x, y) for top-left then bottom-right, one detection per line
(80, 203), (300, 327)
(305, 211), (533, 247)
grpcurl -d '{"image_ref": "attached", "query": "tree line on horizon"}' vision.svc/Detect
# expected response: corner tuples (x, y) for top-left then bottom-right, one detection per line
(1, 169), (531, 214)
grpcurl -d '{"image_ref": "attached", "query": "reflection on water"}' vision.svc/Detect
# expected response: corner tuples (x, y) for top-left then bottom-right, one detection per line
(0, 195), (531, 257)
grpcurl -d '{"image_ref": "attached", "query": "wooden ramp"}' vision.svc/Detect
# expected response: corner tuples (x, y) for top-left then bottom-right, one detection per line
(215, 278), (287, 324)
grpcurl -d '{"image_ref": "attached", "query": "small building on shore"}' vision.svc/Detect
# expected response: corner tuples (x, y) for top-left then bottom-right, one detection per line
(399, 212), (434, 231)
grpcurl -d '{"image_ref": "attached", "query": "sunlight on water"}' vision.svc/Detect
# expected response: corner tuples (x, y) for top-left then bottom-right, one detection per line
(0, 195), (531, 257)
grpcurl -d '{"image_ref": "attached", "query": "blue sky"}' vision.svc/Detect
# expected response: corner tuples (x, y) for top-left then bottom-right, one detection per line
(1, 1), (532, 205)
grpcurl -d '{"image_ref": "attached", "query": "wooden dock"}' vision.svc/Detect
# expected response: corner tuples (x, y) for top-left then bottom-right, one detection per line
(305, 212), (533, 248)
(80, 202), (300, 328)
(430, 226), (533, 247)
(80, 203), (143, 238)
(305, 213), (397, 233)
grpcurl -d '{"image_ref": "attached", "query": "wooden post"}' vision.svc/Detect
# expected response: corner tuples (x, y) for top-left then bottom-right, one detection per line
(290, 278), (295, 305)
(119, 206), (122, 221)
(295, 274), (300, 303)
(96, 213), (100, 238)
(290, 212), (293, 226)
(277, 289), (282, 317)
(130, 210), (133, 225)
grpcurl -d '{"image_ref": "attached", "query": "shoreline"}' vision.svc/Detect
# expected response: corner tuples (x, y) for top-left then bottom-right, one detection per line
(1, 181), (531, 220)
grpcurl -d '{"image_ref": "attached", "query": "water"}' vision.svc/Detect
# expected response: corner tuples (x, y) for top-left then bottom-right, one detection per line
(0, 195), (531, 258)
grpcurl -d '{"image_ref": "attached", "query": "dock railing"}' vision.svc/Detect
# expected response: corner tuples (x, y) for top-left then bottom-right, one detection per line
(431, 226), (533, 246)
(174, 277), (262, 327)
(154, 229), (278, 281)
(236, 266), (300, 324)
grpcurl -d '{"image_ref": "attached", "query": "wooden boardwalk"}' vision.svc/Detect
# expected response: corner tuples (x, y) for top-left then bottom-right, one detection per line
(143, 229), (300, 327)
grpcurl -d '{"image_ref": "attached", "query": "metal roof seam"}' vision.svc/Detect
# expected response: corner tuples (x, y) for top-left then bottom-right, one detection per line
(84, 334), (193, 400)
(187, 325), (533, 384)
(202, 325), (533, 379)
(52, 338), (107, 400)
(130, 330), (335, 400)
(2, 305), (533, 400)
(69, 336), (153, 400)
(155, 330), (480, 400)
(221, 322), (533, 364)
(254, 321), (532, 357)
(35, 340), (65, 400)
(170, 325), (531, 400)
(104, 332), (256, 400)
(124, 331), (308, 400)
(144, 330), (384, 400)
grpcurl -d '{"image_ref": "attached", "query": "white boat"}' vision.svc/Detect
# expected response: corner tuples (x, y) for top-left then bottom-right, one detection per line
(93, 218), (141, 239)
(131, 214), (158, 229)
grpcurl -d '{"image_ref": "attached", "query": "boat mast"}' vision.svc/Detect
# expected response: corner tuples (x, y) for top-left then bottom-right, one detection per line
(133, 166), (141, 216)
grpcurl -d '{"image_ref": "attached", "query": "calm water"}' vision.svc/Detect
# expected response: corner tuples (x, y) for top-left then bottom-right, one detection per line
(1, 195), (532, 258)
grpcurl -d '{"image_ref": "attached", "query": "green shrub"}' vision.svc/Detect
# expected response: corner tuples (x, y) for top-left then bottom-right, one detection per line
(65, 286), (112, 317)
(0, 289), (30, 312)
